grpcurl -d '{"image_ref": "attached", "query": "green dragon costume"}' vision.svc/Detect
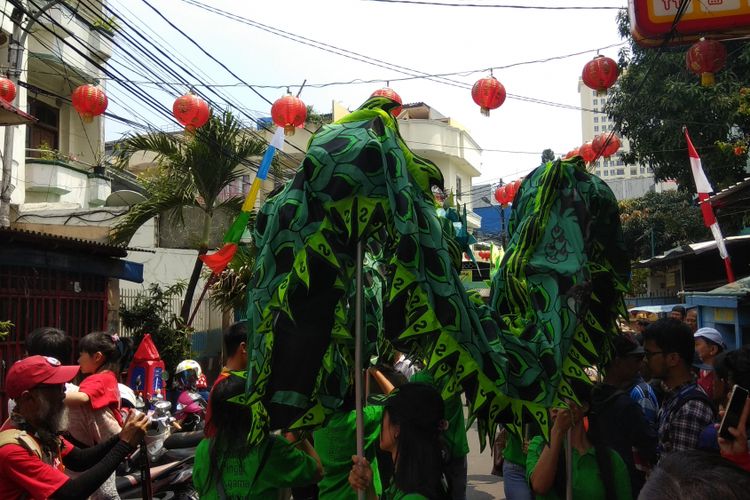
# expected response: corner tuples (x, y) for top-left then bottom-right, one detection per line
(240, 96), (629, 446)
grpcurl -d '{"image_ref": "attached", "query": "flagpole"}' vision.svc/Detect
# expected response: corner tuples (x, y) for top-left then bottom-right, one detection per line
(354, 238), (366, 500)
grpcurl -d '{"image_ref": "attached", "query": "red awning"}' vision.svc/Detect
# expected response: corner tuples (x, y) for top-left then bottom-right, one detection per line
(0, 99), (36, 125)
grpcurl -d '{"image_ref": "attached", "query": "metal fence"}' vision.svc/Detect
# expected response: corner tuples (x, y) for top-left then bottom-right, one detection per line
(118, 288), (210, 336)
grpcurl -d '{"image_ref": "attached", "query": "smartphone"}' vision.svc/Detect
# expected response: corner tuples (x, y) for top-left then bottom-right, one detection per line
(719, 384), (749, 441)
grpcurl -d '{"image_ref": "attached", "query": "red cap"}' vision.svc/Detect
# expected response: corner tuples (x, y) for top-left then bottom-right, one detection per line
(5, 355), (80, 399)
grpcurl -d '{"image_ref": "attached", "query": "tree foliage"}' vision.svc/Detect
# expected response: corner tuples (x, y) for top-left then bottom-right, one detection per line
(619, 190), (709, 261)
(120, 283), (192, 376)
(607, 11), (750, 190)
(111, 111), (268, 321)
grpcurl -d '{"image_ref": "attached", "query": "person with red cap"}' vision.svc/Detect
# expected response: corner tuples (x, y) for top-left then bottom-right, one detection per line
(0, 355), (149, 500)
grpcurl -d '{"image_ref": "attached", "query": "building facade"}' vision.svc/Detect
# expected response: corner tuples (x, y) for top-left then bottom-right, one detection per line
(578, 80), (675, 200)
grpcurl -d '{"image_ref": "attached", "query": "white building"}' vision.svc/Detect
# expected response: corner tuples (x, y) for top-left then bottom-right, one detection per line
(578, 79), (675, 200)
(398, 102), (482, 229)
(1, 1), (113, 212)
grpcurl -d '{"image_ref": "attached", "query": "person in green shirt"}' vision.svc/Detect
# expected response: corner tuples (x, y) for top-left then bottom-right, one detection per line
(193, 374), (323, 499)
(313, 391), (384, 499)
(526, 393), (632, 500)
(349, 382), (447, 499)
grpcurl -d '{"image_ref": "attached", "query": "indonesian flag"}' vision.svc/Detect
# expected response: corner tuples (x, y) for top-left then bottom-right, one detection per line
(684, 128), (735, 282)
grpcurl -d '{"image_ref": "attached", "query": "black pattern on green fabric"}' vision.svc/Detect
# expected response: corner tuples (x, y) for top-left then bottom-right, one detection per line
(242, 96), (629, 447)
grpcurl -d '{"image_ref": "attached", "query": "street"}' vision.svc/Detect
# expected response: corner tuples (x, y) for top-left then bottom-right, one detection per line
(465, 408), (505, 500)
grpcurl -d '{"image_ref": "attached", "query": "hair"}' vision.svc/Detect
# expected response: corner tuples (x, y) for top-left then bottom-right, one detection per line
(25, 327), (72, 363)
(714, 346), (750, 392)
(643, 318), (695, 367)
(671, 305), (686, 320)
(639, 450), (750, 499)
(386, 383), (446, 499)
(553, 384), (616, 500)
(78, 331), (123, 374)
(207, 375), (254, 489)
(224, 321), (247, 359)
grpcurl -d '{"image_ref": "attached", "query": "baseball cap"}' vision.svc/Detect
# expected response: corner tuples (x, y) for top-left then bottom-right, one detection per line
(694, 327), (726, 350)
(5, 355), (79, 399)
(368, 382), (445, 431)
(613, 333), (645, 357)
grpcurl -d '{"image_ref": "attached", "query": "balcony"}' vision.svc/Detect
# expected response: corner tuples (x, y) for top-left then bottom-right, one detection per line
(25, 152), (110, 208)
(88, 29), (113, 61)
(398, 120), (482, 177)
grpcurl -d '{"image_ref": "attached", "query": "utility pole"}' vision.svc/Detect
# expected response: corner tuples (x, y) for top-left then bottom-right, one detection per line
(0, 0), (65, 227)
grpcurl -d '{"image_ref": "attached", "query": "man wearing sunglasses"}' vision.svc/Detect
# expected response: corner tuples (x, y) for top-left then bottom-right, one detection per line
(0, 355), (149, 499)
(643, 319), (716, 456)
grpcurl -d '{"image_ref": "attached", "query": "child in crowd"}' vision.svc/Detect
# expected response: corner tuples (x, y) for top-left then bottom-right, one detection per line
(349, 382), (448, 499)
(65, 331), (124, 500)
(193, 374), (322, 498)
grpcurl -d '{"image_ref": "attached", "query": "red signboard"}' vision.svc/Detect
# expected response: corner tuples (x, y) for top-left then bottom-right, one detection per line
(630, 0), (750, 46)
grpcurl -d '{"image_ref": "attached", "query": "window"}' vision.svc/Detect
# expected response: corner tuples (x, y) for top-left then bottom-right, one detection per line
(630, 167), (637, 176)
(594, 117), (599, 123)
(594, 125), (599, 132)
(593, 98), (599, 105)
(616, 168), (625, 176)
(27, 98), (59, 156)
(456, 175), (462, 200)
(640, 166), (646, 174)
(603, 170), (608, 177)
(608, 124), (614, 131)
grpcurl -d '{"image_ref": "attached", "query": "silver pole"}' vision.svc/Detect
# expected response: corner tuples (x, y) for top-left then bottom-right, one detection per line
(354, 239), (365, 500)
(566, 428), (573, 500)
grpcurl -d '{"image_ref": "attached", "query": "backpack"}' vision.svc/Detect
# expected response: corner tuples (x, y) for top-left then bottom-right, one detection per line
(0, 429), (43, 460)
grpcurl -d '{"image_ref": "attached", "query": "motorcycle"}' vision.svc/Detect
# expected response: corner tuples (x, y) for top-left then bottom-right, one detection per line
(116, 398), (202, 499)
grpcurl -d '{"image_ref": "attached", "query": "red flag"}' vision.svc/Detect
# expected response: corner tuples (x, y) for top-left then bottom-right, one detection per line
(684, 128), (734, 282)
(199, 243), (238, 274)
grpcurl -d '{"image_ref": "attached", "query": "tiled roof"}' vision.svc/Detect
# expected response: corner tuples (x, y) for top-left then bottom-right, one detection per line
(0, 227), (153, 257)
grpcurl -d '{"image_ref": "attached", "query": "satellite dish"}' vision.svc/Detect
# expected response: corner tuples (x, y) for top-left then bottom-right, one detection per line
(105, 190), (147, 207)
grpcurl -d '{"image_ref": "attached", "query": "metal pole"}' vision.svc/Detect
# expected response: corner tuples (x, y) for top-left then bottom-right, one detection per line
(565, 428), (573, 500)
(354, 239), (365, 500)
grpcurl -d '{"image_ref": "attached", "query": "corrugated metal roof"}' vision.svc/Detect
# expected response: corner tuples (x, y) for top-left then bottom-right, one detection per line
(0, 227), (154, 257)
(708, 177), (750, 208)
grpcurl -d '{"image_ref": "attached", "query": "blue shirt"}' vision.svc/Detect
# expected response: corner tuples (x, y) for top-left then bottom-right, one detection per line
(629, 378), (659, 429)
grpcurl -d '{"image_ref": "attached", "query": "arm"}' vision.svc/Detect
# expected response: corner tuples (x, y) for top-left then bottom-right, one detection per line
(718, 399), (750, 472)
(368, 367), (395, 395)
(51, 441), (134, 499)
(62, 434), (121, 471)
(64, 391), (91, 406)
(625, 402), (658, 464)
(284, 433), (323, 482)
(529, 407), (574, 495)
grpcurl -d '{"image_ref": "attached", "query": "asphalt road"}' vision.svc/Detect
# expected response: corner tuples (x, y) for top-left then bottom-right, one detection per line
(465, 408), (505, 500)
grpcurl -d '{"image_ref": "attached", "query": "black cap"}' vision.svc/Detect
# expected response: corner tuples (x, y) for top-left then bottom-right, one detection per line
(369, 382), (445, 431)
(613, 333), (645, 357)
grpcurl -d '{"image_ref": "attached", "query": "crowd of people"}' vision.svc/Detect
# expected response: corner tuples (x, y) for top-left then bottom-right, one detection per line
(1, 313), (749, 499)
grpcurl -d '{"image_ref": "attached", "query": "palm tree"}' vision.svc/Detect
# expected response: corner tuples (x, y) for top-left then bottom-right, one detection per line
(111, 110), (267, 322)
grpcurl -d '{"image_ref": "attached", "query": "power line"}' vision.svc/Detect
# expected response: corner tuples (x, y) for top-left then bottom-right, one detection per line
(362, 0), (624, 9)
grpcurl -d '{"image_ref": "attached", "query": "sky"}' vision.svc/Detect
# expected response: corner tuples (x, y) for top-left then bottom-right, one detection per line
(104, 0), (628, 185)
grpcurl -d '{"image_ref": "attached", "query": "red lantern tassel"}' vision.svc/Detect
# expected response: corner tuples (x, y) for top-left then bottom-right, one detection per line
(701, 72), (715, 87)
(284, 125), (296, 136)
(480, 107), (490, 117)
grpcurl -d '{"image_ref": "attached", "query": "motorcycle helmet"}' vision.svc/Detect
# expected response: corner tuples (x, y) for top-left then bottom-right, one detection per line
(174, 359), (202, 390)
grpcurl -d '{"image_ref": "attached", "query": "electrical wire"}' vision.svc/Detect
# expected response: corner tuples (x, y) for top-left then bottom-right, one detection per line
(362, 0), (623, 8)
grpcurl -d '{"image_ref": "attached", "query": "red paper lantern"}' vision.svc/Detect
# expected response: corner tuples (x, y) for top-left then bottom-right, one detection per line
(494, 185), (508, 205)
(592, 132), (621, 158)
(173, 92), (210, 132)
(582, 55), (619, 96)
(579, 142), (596, 163)
(471, 76), (506, 116)
(71, 84), (108, 123)
(564, 148), (580, 159)
(272, 94), (307, 136)
(371, 87), (402, 117)
(0, 78), (16, 103)
(686, 38), (726, 87)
